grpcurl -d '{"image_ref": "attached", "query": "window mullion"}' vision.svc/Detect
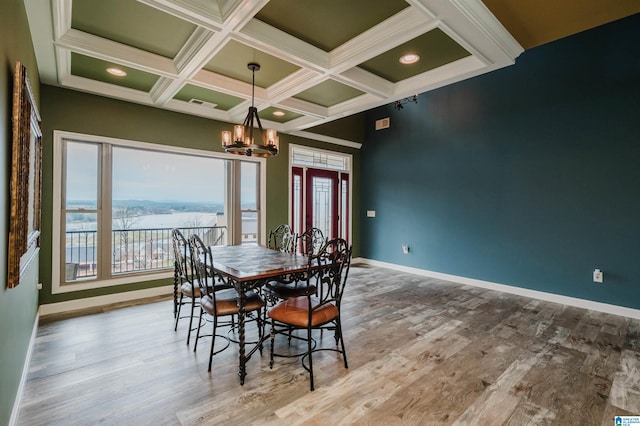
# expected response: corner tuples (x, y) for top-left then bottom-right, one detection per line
(231, 160), (242, 245)
(99, 144), (113, 280)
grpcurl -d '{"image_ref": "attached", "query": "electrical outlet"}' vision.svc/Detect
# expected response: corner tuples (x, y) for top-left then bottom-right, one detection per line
(402, 244), (409, 254)
(593, 269), (603, 283)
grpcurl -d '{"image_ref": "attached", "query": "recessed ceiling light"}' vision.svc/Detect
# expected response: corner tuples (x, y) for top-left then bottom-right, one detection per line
(106, 67), (127, 77)
(399, 54), (420, 65)
(273, 110), (285, 117)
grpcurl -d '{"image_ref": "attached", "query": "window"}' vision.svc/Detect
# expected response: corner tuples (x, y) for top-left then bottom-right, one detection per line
(53, 131), (265, 293)
(240, 161), (259, 243)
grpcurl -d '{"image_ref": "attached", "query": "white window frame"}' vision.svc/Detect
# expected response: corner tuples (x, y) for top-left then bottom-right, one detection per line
(52, 130), (266, 294)
(289, 144), (352, 242)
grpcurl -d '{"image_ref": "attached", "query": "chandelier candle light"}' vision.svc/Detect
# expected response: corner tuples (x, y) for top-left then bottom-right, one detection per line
(221, 63), (279, 157)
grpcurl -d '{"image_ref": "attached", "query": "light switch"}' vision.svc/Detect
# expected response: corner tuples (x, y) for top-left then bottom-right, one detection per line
(367, 210), (376, 218)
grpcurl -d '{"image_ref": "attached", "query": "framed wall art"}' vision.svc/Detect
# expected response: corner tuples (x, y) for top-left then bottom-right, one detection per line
(8, 61), (42, 288)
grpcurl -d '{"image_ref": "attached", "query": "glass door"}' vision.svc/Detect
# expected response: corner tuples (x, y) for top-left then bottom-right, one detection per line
(305, 169), (339, 239)
(290, 145), (351, 244)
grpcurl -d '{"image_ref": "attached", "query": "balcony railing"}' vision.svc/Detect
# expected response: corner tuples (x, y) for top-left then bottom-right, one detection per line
(65, 226), (227, 281)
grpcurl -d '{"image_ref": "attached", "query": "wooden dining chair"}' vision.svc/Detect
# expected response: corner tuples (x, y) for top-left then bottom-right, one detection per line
(268, 238), (352, 391)
(189, 234), (265, 372)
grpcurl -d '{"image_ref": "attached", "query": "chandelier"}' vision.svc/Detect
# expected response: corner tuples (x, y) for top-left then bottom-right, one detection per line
(221, 63), (278, 157)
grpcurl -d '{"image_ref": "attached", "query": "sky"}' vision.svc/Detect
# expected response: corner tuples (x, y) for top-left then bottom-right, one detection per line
(65, 142), (257, 205)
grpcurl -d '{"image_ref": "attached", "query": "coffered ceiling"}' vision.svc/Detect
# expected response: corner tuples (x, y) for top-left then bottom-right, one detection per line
(24, 0), (639, 142)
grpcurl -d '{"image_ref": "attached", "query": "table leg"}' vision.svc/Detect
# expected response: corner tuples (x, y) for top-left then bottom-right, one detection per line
(238, 287), (246, 385)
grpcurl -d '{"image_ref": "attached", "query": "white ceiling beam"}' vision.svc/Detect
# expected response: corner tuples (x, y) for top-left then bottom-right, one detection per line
(329, 8), (435, 74)
(265, 69), (325, 104)
(57, 29), (179, 77)
(136, 0), (224, 30)
(61, 74), (155, 106)
(277, 97), (328, 119)
(236, 19), (330, 73)
(334, 67), (394, 100)
(393, 55), (485, 97)
(24, 0), (59, 84)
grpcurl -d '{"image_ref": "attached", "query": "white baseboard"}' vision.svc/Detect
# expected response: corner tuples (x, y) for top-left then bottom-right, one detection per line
(10, 312), (39, 426)
(39, 285), (173, 316)
(358, 258), (640, 320)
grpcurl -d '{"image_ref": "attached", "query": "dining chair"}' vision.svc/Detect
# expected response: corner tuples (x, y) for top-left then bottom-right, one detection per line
(171, 228), (203, 345)
(267, 224), (296, 253)
(264, 227), (325, 301)
(296, 227), (325, 256)
(189, 234), (265, 372)
(268, 238), (352, 391)
(263, 226), (320, 331)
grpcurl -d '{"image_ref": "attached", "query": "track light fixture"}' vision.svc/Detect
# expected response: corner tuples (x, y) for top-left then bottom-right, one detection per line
(393, 95), (418, 110)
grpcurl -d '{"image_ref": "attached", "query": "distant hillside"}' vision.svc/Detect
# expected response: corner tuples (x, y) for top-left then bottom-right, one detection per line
(113, 200), (223, 213)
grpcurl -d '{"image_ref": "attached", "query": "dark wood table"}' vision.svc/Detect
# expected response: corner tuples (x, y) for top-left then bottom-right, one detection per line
(209, 244), (312, 384)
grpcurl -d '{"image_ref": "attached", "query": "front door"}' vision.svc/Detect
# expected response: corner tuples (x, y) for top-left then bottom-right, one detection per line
(292, 167), (349, 242)
(306, 168), (339, 239)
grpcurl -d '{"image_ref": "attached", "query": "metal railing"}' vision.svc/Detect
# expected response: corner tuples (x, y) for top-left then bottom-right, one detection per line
(65, 226), (227, 280)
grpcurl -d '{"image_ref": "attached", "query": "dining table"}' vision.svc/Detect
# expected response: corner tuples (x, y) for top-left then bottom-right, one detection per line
(208, 243), (314, 385)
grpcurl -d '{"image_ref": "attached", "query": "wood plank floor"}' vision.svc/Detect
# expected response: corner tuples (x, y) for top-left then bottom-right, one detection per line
(17, 264), (640, 425)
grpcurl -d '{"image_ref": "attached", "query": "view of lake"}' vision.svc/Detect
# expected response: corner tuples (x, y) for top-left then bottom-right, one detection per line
(67, 212), (257, 234)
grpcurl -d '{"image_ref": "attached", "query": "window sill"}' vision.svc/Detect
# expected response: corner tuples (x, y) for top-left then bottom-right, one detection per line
(52, 270), (173, 294)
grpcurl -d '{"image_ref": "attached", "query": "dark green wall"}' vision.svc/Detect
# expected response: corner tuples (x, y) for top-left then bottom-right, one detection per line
(1, 0), (41, 423)
(306, 113), (366, 144)
(39, 85), (360, 305)
(361, 14), (640, 309)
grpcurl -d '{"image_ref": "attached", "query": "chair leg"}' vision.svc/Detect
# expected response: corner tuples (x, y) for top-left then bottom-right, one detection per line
(174, 293), (184, 331)
(269, 319), (275, 369)
(336, 318), (348, 369)
(193, 308), (204, 352)
(186, 295), (196, 345)
(173, 263), (179, 319)
(258, 308), (264, 354)
(208, 316), (218, 372)
(307, 325), (314, 391)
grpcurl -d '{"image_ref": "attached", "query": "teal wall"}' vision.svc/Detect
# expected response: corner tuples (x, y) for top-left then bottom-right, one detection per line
(0, 0), (41, 423)
(361, 14), (640, 309)
(39, 85), (360, 305)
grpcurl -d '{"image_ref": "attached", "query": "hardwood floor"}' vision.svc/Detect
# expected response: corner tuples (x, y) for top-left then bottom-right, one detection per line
(17, 264), (640, 425)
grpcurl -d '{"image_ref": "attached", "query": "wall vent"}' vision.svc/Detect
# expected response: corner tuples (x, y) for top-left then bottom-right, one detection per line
(375, 117), (390, 130)
(189, 98), (217, 109)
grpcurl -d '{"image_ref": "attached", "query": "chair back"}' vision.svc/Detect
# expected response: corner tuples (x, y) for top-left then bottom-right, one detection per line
(171, 228), (193, 282)
(297, 227), (325, 256)
(268, 224), (295, 253)
(188, 234), (216, 298)
(308, 238), (352, 310)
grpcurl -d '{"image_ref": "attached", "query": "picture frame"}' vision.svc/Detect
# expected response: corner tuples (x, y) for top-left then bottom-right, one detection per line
(8, 61), (42, 288)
